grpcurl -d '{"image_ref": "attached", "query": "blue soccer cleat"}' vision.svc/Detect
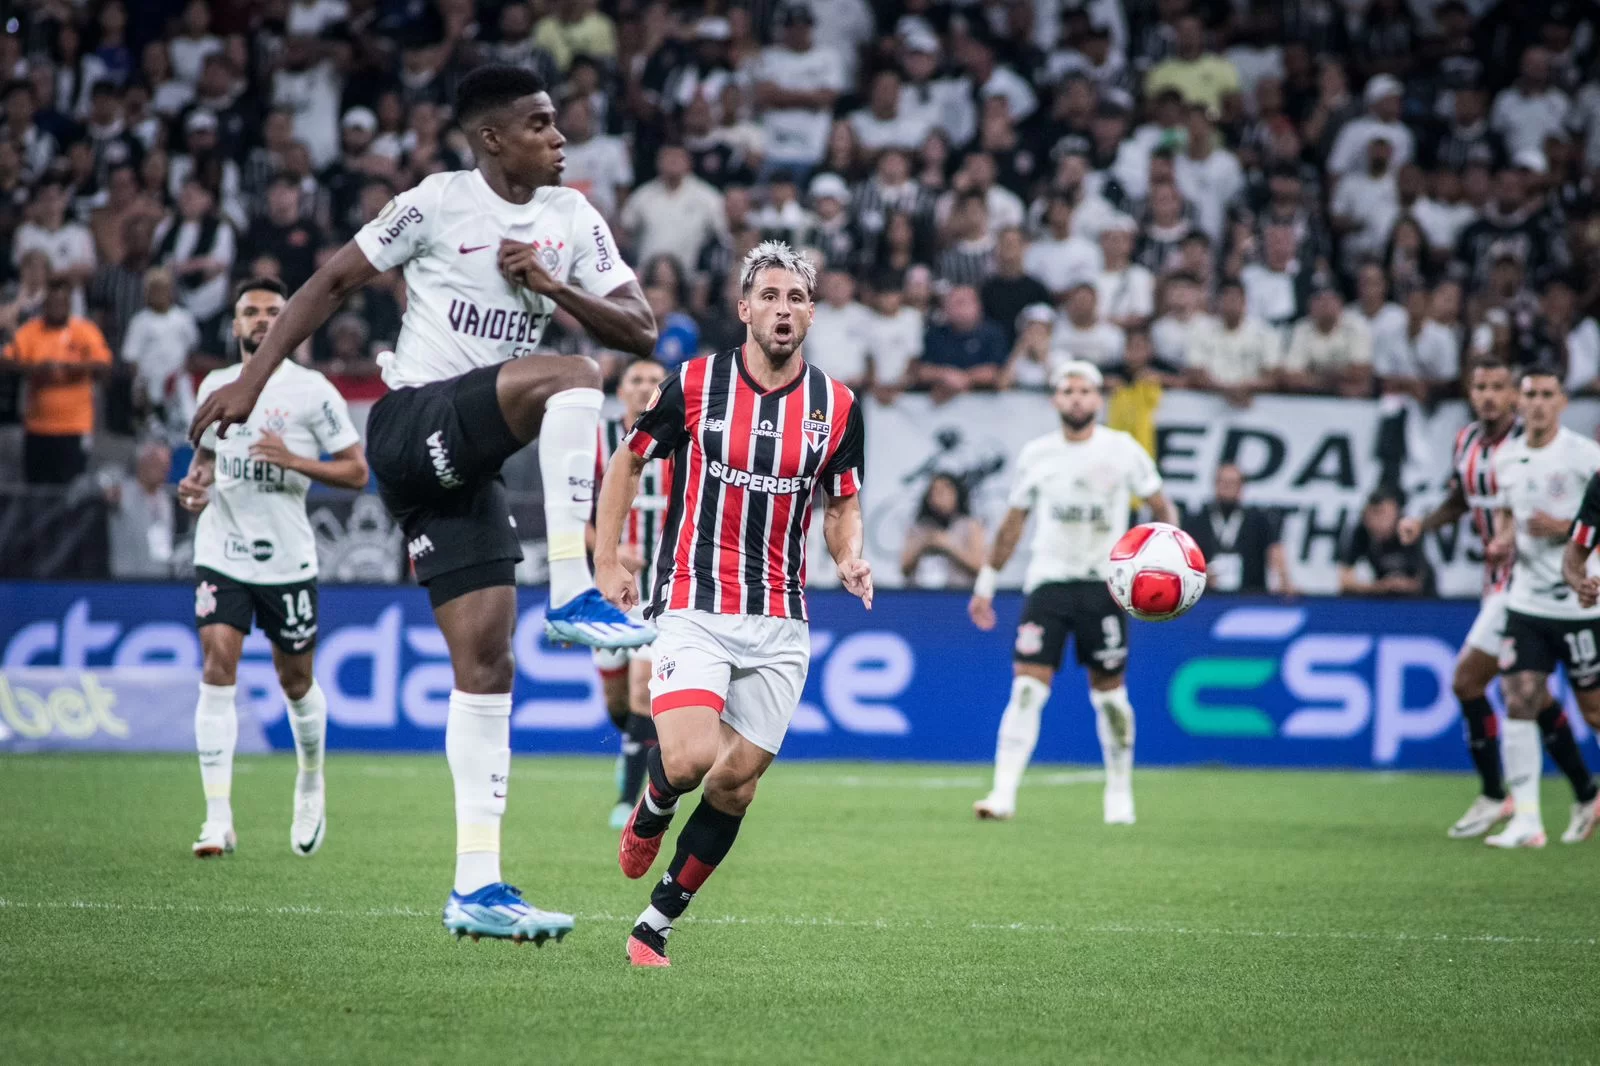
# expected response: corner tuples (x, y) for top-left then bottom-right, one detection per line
(442, 883), (574, 945)
(545, 589), (656, 649)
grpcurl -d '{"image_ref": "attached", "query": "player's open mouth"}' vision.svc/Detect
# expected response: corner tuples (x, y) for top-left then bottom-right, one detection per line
(774, 323), (793, 339)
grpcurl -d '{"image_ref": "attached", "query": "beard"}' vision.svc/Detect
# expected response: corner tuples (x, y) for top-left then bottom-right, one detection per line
(1060, 411), (1095, 431)
(239, 332), (266, 356)
(754, 320), (805, 362)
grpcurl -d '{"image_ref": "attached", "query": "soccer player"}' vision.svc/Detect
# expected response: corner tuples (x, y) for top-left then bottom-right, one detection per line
(593, 241), (872, 968)
(968, 361), (1175, 825)
(590, 357), (670, 829)
(179, 277), (368, 858)
(1483, 368), (1600, 848)
(189, 66), (658, 944)
(1397, 357), (1522, 838)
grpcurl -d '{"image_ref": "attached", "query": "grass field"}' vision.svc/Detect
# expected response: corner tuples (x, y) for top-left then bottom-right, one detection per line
(3, 754), (1597, 1065)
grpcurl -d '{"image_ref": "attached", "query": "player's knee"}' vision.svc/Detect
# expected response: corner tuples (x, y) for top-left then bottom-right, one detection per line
(552, 355), (602, 393)
(200, 641), (238, 686)
(453, 646), (515, 694)
(660, 744), (714, 791)
(704, 771), (759, 816)
(1504, 678), (1543, 719)
(1451, 672), (1486, 703)
(277, 662), (313, 702)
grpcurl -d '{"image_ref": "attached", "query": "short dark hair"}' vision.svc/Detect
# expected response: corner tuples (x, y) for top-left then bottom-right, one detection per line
(1520, 364), (1565, 389)
(45, 275), (72, 294)
(1217, 278), (1244, 295)
(1468, 354), (1512, 375)
(454, 64), (548, 125)
(232, 276), (288, 304)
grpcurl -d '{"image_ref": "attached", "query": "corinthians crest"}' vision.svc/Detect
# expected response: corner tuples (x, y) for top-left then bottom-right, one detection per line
(533, 237), (564, 272)
(260, 407), (290, 434)
(311, 494), (405, 581)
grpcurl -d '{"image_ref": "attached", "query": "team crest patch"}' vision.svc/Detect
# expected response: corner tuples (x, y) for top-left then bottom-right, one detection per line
(1499, 637), (1517, 673)
(655, 657), (676, 681)
(261, 407), (290, 434)
(534, 237), (564, 272)
(803, 408), (832, 451)
(1015, 622), (1044, 657)
(196, 581), (218, 619)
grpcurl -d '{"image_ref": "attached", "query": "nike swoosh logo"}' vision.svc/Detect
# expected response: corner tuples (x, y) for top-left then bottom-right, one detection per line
(492, 791), (507, 799)
(459, 243), (490, 254)
(290, 640), (310, 651)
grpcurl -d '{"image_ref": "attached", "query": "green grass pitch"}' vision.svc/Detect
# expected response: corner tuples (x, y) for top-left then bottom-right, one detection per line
(2, 753), (1596, 1065)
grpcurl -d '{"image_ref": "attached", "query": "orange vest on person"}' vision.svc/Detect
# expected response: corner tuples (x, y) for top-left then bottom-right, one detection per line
(3, 316), (112, 436)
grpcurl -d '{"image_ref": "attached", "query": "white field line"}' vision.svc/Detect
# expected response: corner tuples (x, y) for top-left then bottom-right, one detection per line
(0, 897), (1593, 948)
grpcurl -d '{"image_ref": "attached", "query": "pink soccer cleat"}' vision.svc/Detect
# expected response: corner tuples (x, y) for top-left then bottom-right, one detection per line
(619, 801), (665, 879)
(627, 924), (670, 967)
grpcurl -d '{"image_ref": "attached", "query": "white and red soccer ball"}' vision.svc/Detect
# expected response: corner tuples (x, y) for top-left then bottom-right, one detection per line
(1106, 522), (1207, 622)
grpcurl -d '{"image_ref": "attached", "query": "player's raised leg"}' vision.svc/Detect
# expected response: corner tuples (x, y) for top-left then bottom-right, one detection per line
(273, 644), (326, 856)
(1446, 644), (1512, 838)
(1090, 670), (1136, 825)
(193, 618), (244, 857)
(436, 586), (573, 943)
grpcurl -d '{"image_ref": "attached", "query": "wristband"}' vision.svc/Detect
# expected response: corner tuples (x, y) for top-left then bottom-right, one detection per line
(974, 565), (998, 599)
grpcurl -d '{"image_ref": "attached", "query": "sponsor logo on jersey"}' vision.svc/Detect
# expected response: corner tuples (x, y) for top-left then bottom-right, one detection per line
(591, 225), (615, 272)
(701, 417), (726, 432)
(752, 419), (783, 439)
(1014, 622), (1044, 656)
(803, 411), (832, 451)
(374, 204), (424, 246)
(407, 534), (435, 560)
(446, 299), (552, 343)
(706, 460), (810, 495)
(195, 581), (218, 618)
(217, 455), (287, 486)
(251, 539), (275, 562)
(426, 430), (463, 489)
(321, 400), (343, 438)
(1051, 504), (1109, 527)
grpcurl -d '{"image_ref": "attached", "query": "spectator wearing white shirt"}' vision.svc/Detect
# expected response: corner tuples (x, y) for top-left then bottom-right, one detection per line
(150, 178), (236, 327)
(168, 0), (223, 86)
(1188, 280), (1280, 404)
(1491, 46), (1571, 159)
(1373, 287), (1460, 402)
(805, 269), (873, 390)
(849, 69), (930, 154)
(1541, 279), (1600, 395)
(1240, 223), (1308, 335)
(1002, 303), (1055, 391)
(1325, 73), (1415, 177)
(103, 441), (177, 580)
(1094, 215), (1155, 329)
(121, 268), (200, 440)
(1410, 168), (1479, 260)
(168, 109), (246, 232)
(861, 274), (923, 401)
(1150, 273), (1217, 369)
(1353, 262), (1408, 342)
(1281, 286), (1374, 396)
(937, 151), (1025, 236)
(1023, 190), (1103, 295)
(753, 6), (845, 180)
(560, 95), (632, 222)
(1173, 106), (1244, 242)
(1051, 281), (1125, 368)
(1331, 138), (1400, 273)
(807, 0), (875, 85)
(621, 144), (728, 274)
(959, 34), (1038, 127)
(898, 27), (976, 150)
(12, 179), (96, 316)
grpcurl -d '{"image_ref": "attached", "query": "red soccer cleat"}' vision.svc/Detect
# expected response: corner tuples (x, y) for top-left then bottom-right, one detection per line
(627, 923), (670, 967)
(618, 800), (665, 879)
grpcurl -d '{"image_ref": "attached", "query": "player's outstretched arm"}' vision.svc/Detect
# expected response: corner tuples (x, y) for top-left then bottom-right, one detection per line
(499, 240), (657, 358)
(594, 446), (647, 609)
(1398, 482), (1467, 545)
(970, 506), (1028, 630)
(1146, 490), (1177, 526)
(825, 492), (873, 610)
(188, 242), (380, 444)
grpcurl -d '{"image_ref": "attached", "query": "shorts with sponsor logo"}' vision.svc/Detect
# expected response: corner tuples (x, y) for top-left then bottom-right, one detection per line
(365, 364), (525, 591)
(194, 566), (318, 655)
(647, 608), (810, 755)
(1464, 589), (1510, 658)
(1015, 580), (1128, 673)
(1501, 609), (1600, 690)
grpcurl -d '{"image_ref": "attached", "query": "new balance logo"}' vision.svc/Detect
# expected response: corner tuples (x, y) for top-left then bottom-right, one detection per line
(408, 534), (435, 560)
(427, 431), (463, 489)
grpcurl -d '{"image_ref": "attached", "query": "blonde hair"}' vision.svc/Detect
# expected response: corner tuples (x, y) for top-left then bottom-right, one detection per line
(739, 239), (817, 300)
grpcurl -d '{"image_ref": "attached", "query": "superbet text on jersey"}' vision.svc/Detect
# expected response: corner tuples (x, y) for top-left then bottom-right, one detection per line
(353, 170), (637, 389)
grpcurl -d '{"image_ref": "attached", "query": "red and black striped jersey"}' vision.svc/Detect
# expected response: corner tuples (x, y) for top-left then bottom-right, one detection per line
(625, 346), (865, 621)
(1450, 417), (1522, 593)
(1573, 472), (1600, 550)
(595, 415), (673, 605)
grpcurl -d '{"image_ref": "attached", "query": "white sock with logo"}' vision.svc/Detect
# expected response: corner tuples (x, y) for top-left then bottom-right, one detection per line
(1090, 686), (1136, 790)
(1503, 718), (1543, 821)
(447, 690), (513, 895)
(286, 681), (327, 790)
(195, 683), (237, 825)
(540, 387), (605, 607)
(992, 676), (1049, 808)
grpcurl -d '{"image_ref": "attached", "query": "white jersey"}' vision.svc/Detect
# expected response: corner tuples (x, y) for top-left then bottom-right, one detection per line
(1492, 426), (1600, 620)
(1007, 425), (1163, 591)
(353, 170), (638, 389)
(195, 361), (360, 584)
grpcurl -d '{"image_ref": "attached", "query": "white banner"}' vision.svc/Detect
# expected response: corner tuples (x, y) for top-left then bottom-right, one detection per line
(860, 391), (1600, 597)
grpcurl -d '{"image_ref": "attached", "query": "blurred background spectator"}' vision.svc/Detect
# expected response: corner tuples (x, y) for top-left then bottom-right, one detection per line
(1182, 463), (1294, 596)
(900, 472), (986, 589)
(1338, 487), (1435, 598)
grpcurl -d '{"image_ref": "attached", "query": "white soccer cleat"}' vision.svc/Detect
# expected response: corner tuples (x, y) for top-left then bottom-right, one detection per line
(1560, 797), (1599, 844)
(291, 774), (326, 857)
(973, 794), (1014, 821)
(1485, 815), (1547, 849)
(1447, 795), (1515, 839)
(192, 821), (237, 858)
(1104, 786), (1136, 825)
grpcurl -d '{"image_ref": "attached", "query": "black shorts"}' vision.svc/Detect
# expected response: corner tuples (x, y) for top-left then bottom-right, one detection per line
(365, 364), (525, 598)
(195, 567), (318, 655)
(1502, 610), (1600, 690)
(1014, 580), (1129, 674)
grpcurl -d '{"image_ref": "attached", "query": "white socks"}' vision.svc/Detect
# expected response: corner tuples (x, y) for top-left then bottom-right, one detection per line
(1503, 718), (1543, 820)
(540, 386), (604, 607)
(287, 681), (327, 790)
(991, 676), (1049, 807)
(1090, 686), (1136, 790)
(447, 690), (512, 895)
(195, 683), (238, 825)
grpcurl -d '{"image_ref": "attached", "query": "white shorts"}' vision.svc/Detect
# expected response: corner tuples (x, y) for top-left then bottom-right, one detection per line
(648, 609), (811, 755)
(1465, 589), (1510, 658)
(591, 604), (654, 671)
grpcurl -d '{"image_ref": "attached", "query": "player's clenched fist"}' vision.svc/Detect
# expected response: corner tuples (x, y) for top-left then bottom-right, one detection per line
(177, 466), (212, 514)
(498, 239), (561, 295)
(968, 594), (996, 631)
(596, 556), (640, 611)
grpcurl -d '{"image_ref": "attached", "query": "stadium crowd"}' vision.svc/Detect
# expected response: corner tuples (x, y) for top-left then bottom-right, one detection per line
(0, 0), (1597, 551)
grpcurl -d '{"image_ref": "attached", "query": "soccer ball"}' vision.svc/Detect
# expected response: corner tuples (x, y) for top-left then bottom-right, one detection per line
(1106, 522), (1207, 622)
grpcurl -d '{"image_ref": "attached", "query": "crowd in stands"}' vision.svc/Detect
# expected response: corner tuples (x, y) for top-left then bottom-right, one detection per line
(1, 0), (1599, 492)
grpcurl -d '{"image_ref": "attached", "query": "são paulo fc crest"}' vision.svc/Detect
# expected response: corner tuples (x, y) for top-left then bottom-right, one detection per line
(802, 408), (832, 451)
(534, 237), (564, 272)
(1015, 622), (1044, 657)
(655, 657), (676, 681)
(195, 581), (218, 619)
